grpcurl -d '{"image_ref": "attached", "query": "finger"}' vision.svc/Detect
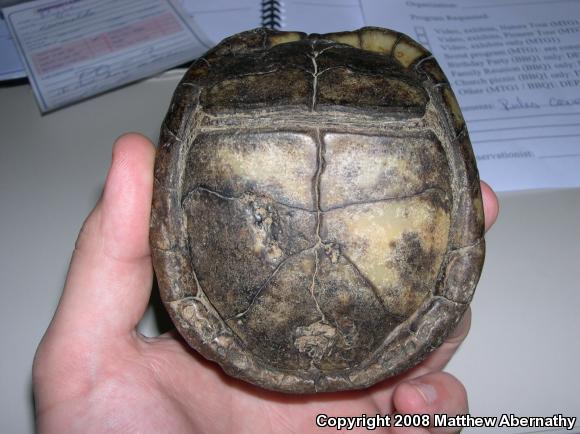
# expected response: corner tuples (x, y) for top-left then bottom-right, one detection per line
(392, 372), (468, 434)
(480, 180), (499, 232)
(427, 307), (471, 371)
(395, 308), (471, 385)
(51, 133), (156, 338)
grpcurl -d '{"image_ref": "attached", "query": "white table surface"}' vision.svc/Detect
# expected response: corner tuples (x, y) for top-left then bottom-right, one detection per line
(1, 73), (579, 434)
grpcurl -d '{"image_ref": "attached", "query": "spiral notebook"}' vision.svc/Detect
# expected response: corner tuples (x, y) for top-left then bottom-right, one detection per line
(178, 0), (365, 45)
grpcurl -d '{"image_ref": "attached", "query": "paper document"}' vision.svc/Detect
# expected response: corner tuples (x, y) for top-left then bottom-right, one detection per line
(0, 16), (25, 80)
(282, 0), (364, 34)
(177, 0), (261, 44)
(3, 0), (210, 112)
(361, 0), (580, 191)
(178, 0), (364, 44)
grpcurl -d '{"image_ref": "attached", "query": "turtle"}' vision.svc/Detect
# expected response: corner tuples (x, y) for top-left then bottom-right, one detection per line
(150, 27), (485, 393)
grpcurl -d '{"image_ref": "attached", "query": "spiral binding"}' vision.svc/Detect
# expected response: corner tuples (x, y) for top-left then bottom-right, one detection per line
(261, 0), (282, 29)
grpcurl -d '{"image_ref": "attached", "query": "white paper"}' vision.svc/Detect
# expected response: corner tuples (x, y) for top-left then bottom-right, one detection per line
(178, 0), (261, 44)
(178, 0), (364, 44)
(3, 0), (211, 112)
(282, 0), (364, 34)
(0, 16), (25, 80)
(361, 0), (580, 191)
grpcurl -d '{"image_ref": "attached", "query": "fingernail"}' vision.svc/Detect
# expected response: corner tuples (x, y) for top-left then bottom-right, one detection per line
(409, 380), (437, 405)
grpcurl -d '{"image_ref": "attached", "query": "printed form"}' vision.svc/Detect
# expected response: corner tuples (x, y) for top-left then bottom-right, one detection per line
(0, 17), (25, 80)
(362, 0), (580, 191)
(3, 0), (211, 112)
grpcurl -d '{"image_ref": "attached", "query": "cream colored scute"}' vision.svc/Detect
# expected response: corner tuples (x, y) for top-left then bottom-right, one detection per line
(393, 39), (428, 68)
(324, 195), (450, 317)
(360, 28), (398, 54)
(323, 32), (361, 48)
(320, 132), (450, 210)
(269, 32), (304, 47)
(207, 132), (317, 209)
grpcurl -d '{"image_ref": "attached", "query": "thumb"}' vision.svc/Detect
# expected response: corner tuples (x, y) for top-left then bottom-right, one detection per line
(50, 133), (156, 339)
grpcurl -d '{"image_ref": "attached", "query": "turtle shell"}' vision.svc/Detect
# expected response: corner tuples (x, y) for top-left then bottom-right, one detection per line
(150, 27), (485, 393)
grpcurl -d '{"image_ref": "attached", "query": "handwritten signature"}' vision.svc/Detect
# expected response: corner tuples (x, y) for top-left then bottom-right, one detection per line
(498, 96), (580, 110)
(78, 65), (110, 87)
(497, 97), (540, 111)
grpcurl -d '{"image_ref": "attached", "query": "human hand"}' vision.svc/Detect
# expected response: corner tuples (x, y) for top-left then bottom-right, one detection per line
(33, 133), (499, 434)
